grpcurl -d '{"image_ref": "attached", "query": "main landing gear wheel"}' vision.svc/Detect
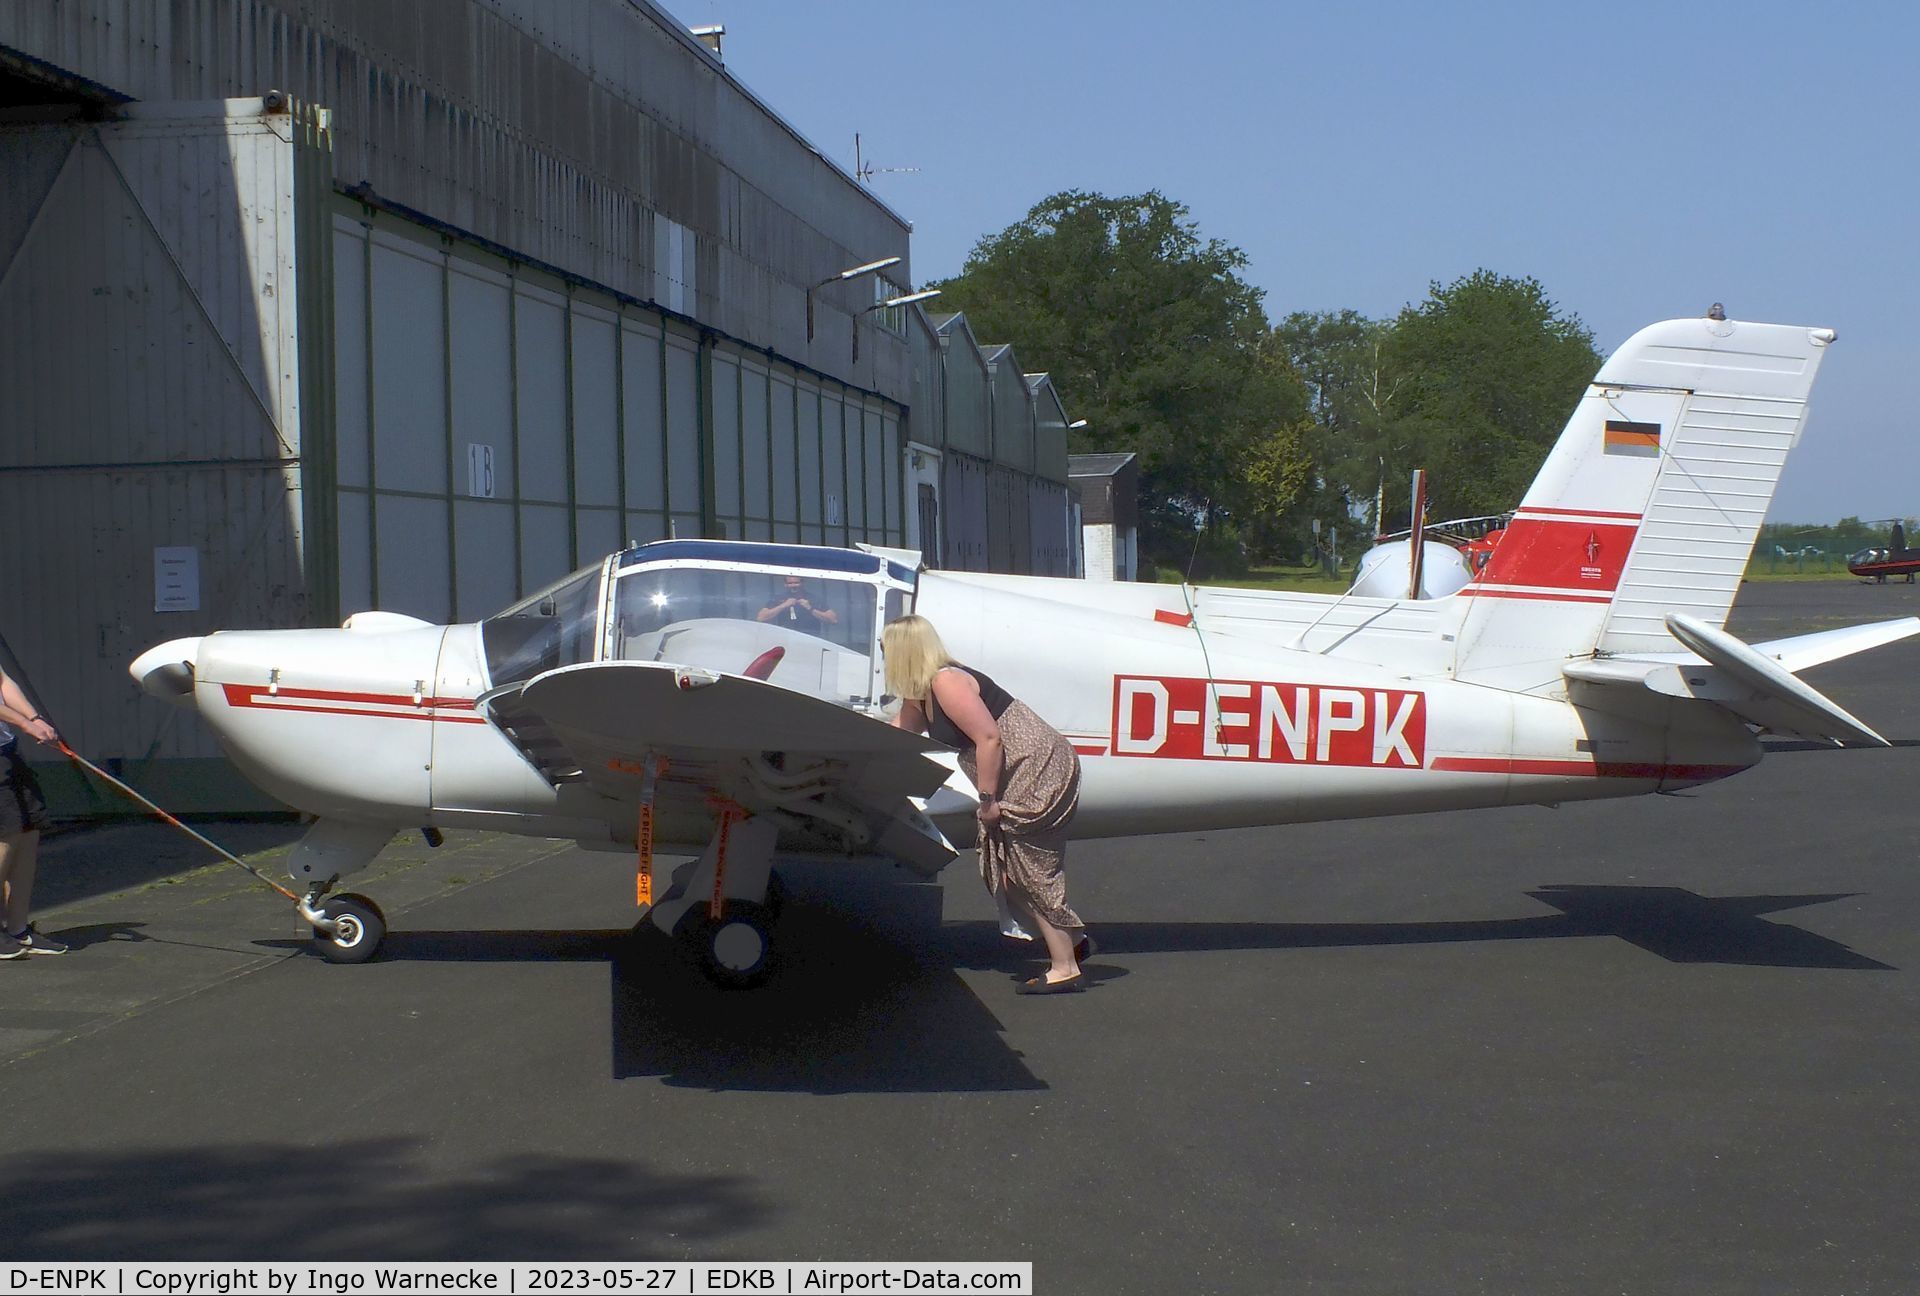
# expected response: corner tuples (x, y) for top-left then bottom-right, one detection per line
(314, 893), (387, 964)
(684, 901), (778, 989)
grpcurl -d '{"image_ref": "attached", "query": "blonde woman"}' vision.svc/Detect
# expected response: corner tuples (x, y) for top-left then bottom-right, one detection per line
(882, 615), (1089, 993)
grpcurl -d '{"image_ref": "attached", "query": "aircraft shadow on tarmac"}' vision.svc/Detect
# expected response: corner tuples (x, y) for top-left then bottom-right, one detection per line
(375, 876), (1053, 1095)
(0, 1139), (768, 1260)
(355, 882), (1887, 1096)
(1764, 736), (1920, 753)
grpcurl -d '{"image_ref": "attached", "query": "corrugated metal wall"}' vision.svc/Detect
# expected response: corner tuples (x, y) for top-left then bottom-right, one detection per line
(333, 208), (905, 624)
(942, 453), (990, 572)
(0, 5), (1087, 815)
(985, 347), (1034, 476)
(0, 103), (306, 800)
(906, 310), (946, 453)
(0, 0), (914, 404)
(937, 318), (991, 461)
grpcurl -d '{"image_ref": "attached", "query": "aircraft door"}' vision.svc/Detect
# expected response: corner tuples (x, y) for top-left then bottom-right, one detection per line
(429, 622), (558, 815)
(430, 562), (611, 815)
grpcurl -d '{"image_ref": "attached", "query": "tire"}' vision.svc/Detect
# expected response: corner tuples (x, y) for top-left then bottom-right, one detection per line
(314, 893), (386, 964)
(685, 900), (778, 989)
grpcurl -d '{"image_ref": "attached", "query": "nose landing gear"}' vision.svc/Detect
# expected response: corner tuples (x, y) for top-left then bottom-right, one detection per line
(300, 889), (388, 964)
(309, 892), (388, 964)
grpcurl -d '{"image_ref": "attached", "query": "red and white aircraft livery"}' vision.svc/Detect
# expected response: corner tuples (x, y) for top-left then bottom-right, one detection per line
(130, 316), (1918, 985)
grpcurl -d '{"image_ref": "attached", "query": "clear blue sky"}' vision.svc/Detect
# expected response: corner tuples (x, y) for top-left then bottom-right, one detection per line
(674, 0), (1918, 525)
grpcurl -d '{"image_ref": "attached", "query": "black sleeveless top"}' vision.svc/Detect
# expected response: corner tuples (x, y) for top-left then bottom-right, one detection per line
(924, 665), (1014, 752)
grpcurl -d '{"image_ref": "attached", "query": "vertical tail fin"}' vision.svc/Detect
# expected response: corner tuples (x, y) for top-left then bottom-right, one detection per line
(1454, 318), (1836, 687)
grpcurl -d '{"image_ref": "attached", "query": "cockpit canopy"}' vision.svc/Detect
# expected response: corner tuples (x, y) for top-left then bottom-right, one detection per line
(479, 540), (917, 710)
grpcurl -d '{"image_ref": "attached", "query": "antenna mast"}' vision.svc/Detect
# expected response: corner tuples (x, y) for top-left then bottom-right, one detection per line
(853, 133), (921, 185)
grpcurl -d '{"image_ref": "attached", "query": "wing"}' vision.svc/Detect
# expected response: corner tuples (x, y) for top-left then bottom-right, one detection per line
(482, 660), (962, 872)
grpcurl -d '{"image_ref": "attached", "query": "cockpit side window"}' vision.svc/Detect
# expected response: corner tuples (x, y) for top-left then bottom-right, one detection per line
(480, 563), (604, 688)
(610, 564), (883, 705)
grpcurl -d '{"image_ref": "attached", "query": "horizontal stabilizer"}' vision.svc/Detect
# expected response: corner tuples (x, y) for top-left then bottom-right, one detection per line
(1749, 617), (1920, 673)
(1566, 614), (1905, 746)
(1660, 613), (1890, 746)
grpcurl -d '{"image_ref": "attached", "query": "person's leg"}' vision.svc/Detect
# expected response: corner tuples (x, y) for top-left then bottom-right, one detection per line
(999, 883), (1080, 982)
(1026, 908), (1081, 982)
(1, 828), (37, 933)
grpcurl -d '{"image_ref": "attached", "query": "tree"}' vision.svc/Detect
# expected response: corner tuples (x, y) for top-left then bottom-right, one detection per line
(1276, 274), (1602, 534)
(1272, 309), (1403, 536)
(929, 191), (1311, 571)
(1381, 271), (1602, 521)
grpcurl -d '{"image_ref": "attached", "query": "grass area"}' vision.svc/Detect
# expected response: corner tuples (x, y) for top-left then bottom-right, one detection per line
(1155, 563), (1354, 593)
(1741, 567), (1873, 582)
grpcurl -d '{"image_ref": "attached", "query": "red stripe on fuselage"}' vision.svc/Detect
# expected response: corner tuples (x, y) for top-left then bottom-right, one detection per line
(1455, 587), (1614, 603)
(220, 683), (487, 723)
(1514, 507), (1644, 520)
(1431, 756), (1746, 780)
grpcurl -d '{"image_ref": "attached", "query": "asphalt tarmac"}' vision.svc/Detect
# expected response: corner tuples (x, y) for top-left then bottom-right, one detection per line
(4, 580), (1919, 1293)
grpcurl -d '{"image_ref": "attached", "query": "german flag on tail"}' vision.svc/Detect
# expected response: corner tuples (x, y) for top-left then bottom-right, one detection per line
(1604, 419), (1661, 456)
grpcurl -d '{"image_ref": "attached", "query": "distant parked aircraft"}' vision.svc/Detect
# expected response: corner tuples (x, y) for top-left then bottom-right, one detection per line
(1847, 519), (1920, 583)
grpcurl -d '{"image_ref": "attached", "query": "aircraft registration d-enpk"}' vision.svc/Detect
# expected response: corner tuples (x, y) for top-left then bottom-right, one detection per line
(130, 316), (1918, 986)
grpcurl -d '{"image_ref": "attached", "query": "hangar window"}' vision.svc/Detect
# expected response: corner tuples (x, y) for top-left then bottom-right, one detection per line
(870, 275), (910, 337)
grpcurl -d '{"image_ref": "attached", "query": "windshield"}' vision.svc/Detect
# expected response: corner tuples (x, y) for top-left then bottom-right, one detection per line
(611, 565), (880, 705)
(480, 563), (605, 688)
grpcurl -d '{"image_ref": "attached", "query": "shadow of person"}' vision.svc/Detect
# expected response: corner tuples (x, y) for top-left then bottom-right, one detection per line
(32, 920), (151, 951)
(945, 885), (1890, 972)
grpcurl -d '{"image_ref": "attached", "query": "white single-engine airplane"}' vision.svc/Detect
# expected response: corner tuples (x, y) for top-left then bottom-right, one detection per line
(131, 316), (1918, 985)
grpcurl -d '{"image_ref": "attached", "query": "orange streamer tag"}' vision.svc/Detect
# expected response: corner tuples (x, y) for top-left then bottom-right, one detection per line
(635, 803), (655, 907)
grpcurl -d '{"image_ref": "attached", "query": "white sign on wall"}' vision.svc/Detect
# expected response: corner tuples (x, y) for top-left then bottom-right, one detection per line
(154, 546), (200, 612)
(467, 444), (497, 498)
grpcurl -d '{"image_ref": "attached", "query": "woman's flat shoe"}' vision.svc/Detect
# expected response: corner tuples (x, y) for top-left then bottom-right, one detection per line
(1016, 973), (1084, 995)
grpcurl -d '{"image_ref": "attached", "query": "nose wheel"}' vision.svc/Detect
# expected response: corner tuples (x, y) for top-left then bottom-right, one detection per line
(311, 892), (387, 964)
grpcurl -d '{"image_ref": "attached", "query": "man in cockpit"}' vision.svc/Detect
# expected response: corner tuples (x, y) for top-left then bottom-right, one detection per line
(757, 573), (839, 632)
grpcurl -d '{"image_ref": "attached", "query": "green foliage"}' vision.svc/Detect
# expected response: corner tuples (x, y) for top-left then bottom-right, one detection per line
(1275, 273), (1600, 531)
(1759, 516), (1911, 559)
(1384, 271), (1601, 520)
(936, 196), (1610, 565)
(930, 191), (1312, 568)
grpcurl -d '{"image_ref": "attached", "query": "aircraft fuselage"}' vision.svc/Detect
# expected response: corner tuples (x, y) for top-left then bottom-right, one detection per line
(159, 571), (1762, 857)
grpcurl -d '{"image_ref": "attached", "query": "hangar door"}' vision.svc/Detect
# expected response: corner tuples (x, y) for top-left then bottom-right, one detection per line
(0, 99), (318, 810)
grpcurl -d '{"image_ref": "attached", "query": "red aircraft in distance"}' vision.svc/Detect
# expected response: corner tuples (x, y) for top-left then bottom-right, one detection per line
(1847, 521), (1920, 583)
